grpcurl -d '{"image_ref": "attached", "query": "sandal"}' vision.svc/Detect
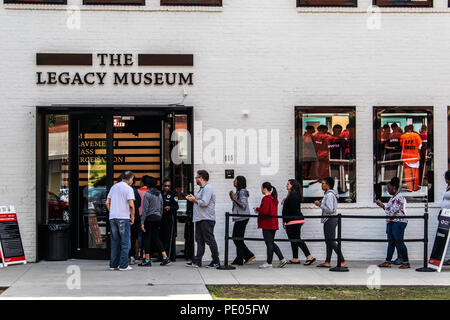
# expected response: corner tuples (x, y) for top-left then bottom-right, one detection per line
(304, 258), (316, 266)
(287, 260), (300, 264)
(317, 263), (331, 268)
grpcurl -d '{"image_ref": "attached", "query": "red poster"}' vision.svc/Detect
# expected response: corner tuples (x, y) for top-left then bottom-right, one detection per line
(88, 216), (103, 246)
(0, 209), (26, 266)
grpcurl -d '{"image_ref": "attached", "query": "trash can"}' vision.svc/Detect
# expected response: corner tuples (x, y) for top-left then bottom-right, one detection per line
(40, 224), (70, 261)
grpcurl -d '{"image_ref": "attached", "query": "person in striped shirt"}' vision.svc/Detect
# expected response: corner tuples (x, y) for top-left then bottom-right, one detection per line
(376, 177), (410, 269)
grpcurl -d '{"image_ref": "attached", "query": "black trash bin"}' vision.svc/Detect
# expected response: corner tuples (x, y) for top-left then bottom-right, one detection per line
(40, 224), (70, 261)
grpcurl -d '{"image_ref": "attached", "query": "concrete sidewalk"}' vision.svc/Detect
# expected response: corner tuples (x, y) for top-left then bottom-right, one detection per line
(0, 259), (449, 299)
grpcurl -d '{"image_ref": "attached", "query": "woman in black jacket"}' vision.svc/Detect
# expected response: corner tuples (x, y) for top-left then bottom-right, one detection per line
(282, 179), (316, 265)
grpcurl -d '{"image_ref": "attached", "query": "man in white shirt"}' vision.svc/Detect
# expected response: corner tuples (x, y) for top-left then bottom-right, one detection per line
(106, 171), (135, 271)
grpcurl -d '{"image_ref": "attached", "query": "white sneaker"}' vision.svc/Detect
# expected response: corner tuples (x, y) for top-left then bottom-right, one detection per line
(259, 263), (272, 269)
(278, 259), (288, 268)
(109, 267), (118, 271)
(119, 266), (133, 271)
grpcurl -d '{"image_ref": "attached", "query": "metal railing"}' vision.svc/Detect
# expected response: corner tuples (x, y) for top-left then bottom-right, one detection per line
(218, 212), (430, 272)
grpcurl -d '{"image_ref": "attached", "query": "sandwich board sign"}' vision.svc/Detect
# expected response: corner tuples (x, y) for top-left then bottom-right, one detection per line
(428, 208), (450, 272)
(0, 206), (27, 267)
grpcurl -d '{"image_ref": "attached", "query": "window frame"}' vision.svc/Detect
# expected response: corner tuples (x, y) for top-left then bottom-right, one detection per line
(373, 106), (434, 203)
(295, 106), (357, 204)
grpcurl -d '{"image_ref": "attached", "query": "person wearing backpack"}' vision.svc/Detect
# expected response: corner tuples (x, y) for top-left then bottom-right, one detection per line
(254, 182), (287, 269)
(314, 177), (347, 268)
(139, 176), (171, 267)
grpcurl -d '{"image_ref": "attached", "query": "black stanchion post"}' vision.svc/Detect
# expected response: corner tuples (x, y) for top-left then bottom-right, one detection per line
(416, 211), (435, 272)
(217, 212), (236, 270)
(330, 214), (349, 272)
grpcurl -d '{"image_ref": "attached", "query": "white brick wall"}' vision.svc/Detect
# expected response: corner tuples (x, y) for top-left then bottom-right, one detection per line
(0, 0), (449, 262)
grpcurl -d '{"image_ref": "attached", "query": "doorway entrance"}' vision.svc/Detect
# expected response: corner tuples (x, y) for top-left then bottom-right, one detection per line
(36, 106), (194, 260)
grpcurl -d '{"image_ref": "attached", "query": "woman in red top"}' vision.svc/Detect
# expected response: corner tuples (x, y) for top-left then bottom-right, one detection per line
(253, 182), (287, 269)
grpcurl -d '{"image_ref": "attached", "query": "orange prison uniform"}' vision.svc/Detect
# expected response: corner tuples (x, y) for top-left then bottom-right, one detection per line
(340, 129), (350, 159)
(400, 132), (422, 192)
(302, 132), (318, 179)
(313, 132), (330, 179)
(380, 131), (391, 160)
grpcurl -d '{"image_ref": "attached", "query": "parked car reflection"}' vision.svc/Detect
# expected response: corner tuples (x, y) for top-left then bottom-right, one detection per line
(48, 191), (70, 223)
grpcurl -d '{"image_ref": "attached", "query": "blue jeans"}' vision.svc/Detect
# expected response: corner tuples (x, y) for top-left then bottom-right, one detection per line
(110, 219), (131, 269)
(386, 222), (409, 263)
(138, 229), (143, 255)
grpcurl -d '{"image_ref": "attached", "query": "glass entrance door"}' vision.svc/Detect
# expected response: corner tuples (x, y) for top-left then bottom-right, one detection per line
(73, 114), (111, 259)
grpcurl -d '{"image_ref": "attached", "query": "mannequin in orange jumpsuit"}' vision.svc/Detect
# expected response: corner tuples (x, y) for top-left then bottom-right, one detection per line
(400, 125), (422, 192)
(419, 124), (428, 185)
(312, 125), (330, 179)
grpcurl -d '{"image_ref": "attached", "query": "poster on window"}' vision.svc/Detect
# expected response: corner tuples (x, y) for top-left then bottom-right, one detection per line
(296, 107), (356, 203)
(374, 107), (433, 203)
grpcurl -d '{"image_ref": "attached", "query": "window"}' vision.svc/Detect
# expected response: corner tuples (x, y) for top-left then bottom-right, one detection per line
(296, 107), (356, 203)
(373, 107), (433, 203)
(4, 0), (66, 4)
(373, 0), (432, 7)
(47, 114), (70, 224)
(161, 0), (221, 5)
(83, 0), (144, 5)
(297, 0), (356, 7)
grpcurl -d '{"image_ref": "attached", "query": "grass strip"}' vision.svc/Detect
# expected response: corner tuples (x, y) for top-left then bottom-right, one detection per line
(207, 285), (450, 300)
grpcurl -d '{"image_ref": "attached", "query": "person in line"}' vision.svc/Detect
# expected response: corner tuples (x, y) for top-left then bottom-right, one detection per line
(136, 176), (150, 261)
(282, 179), (316, 265)
(105, 171), (135, 271)
(254, 182), (287, 269)
(139, 176), (171, 267)
(161, 178), (179, 261)
(376, 177), (410, 269)
(314, 177), (347, 268)
(229, 176), (255, 266)
(185, 170), (220, 268)
(439, 170), (450, 266)
(129, 176), (141, 265)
